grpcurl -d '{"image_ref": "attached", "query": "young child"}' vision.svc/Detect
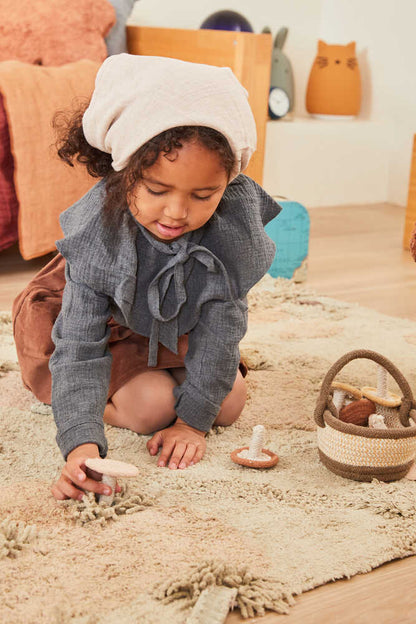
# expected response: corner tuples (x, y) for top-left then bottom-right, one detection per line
(13, 54), (281, 501)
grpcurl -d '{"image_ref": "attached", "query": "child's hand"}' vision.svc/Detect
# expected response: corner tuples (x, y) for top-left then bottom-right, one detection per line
(147, 418), (206, 470)
(51, 443), (120, 501)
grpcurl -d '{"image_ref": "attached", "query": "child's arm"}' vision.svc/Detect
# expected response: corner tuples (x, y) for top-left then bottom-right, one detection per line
(146, 297), (246, 469)
(173, 298), (248, 431)
(49, 263), (112, 461)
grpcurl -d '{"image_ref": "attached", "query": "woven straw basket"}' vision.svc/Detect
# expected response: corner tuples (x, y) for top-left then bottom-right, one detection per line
(314, 350), (416, 482)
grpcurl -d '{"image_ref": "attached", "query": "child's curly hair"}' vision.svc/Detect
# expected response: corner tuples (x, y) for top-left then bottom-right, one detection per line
(53, 100), (236, 222)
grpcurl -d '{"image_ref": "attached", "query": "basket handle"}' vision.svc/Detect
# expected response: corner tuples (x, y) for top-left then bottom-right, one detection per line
(314, 349), (416, 428)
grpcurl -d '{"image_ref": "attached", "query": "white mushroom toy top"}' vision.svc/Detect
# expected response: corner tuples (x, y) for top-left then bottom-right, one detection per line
(85, 458), (139, 505)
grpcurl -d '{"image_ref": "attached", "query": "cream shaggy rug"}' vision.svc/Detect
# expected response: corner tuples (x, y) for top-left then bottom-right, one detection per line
(1, 277), (416, 623)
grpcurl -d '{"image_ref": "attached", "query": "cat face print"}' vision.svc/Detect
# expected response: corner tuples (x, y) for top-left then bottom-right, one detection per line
(306, 40), (361, 116)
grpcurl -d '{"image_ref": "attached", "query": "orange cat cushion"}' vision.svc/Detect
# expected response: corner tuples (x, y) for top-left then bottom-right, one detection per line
(306, 40), (361, 116)
(0, 0), (116, 66)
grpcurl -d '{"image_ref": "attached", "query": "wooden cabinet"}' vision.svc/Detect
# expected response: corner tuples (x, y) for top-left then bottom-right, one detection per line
(403, 135), (416, 249)
(127, 26), (272, 185)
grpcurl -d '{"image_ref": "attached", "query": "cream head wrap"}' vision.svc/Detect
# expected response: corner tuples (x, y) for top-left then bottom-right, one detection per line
(82, 53), (257, 179)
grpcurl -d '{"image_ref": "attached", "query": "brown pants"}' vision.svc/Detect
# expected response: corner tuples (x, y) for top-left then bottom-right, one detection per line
(12, 254), (189, 405)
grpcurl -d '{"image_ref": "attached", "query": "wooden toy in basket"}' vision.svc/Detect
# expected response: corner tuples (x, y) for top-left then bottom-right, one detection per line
(314, 349), (416, 482)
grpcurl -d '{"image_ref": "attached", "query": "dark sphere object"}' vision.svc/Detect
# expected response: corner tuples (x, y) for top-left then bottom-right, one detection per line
(200, 10), (254, 33)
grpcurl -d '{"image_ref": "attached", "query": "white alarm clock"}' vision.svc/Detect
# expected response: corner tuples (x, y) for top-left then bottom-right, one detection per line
(268, 87), (290, 119)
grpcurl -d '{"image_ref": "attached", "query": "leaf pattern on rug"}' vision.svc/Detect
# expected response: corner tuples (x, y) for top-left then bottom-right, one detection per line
(154, 560), (295, 617)
(353, 479), (416, 519)
(0, 361), (19, 377)
(0, 518), (37, 559)
(0, 312), (12, 329)
(63, 487), (155, 525)
(239, 346), (274, 370)
(30, 402), (53, 416)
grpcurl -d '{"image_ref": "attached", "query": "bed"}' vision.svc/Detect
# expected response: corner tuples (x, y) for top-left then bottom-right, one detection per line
(0, 0), (126, 258)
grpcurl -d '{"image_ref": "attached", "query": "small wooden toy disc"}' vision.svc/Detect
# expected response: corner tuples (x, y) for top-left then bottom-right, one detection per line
(331, 381), (362, 399)
(230, 447), (279, 469)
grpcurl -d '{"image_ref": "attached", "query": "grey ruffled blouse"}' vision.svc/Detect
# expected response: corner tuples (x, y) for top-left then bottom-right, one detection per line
(49, 174), (281, 459)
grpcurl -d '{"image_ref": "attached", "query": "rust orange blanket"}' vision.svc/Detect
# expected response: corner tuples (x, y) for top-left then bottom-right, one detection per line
(0, 60), (99, 259)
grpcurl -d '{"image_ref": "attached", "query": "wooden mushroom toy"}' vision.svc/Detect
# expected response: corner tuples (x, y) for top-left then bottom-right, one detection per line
(361, 364), (402, 428)
(339, 398), (376, 426)
(361, 364), (401, 409)
(368, 413), (388, 429)
(231, 425), (279, 469)
(331, 381), (362, 413)
(85, 458), (139, 505)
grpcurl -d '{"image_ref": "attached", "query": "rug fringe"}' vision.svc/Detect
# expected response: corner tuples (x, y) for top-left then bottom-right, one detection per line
(154, 560), (295, 618)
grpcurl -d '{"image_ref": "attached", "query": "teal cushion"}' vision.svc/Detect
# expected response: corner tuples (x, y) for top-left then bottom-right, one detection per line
(265, 200), (310, 279)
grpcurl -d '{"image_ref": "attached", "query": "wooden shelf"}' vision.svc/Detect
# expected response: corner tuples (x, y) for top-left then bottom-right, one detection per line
(403, 135), (416, 249)
(127, 25), (272, 185)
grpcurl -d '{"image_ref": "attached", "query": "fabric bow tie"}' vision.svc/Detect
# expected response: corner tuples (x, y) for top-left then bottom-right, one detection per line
(146, 241), (232, 367)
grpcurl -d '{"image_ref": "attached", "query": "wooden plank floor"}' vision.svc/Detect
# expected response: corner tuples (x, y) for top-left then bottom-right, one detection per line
(306, 203), (416, 321)
(1, 203), (416, 623)
(0, 244), (55, 310)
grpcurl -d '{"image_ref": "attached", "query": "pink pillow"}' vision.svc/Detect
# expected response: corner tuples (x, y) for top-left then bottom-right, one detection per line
(0, 0), (116, 66)
(0, 93), (18, 251)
